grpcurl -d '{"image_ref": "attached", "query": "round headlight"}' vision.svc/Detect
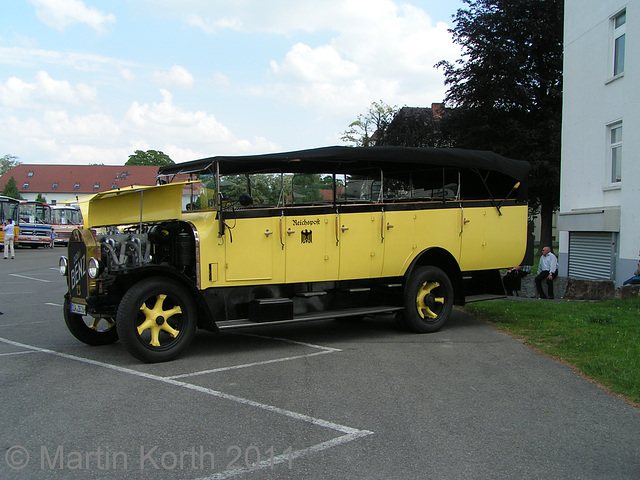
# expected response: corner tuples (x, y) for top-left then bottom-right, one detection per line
(88, 257), (100, 279)
(59, 256), (68, 276)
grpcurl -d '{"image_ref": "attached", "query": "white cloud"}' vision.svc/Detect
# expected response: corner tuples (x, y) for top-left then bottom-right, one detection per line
(0, 71), (97, 108)
(42, 110), (120, 138)
(179, 0), (399, 35)
(152, 65), (194, 88)
(186, 13), (243, 34)
(0, 47), (137, 73)
(120, 68), (136, 81)
(168, 0), (459, 115)
(28, 0), (116, 32)
(263, 2), (460, 116)
(212, 73), (231, 87)
(272, 43), (359, 83)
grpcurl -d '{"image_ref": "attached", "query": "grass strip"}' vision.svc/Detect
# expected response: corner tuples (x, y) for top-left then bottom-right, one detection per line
(463, 298), (640, 405)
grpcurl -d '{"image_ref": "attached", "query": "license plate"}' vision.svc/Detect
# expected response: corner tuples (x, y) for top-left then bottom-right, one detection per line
(70, 302), (86, 315)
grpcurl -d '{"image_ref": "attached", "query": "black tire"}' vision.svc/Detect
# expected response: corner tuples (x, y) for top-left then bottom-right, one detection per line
(116, 277), (196, 363)
(400, 266), (453, 333)
(63, 298), (119, 346)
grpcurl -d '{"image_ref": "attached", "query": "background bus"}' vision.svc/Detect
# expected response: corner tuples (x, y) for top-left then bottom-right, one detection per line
(0, 195), (19, 247)
(17, 200), (52, 248)
(51, 203), (83, 246)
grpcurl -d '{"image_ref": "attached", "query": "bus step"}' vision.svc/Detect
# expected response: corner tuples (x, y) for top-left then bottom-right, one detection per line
(249, 298), (293, 322)
(297, 291), (327, 297)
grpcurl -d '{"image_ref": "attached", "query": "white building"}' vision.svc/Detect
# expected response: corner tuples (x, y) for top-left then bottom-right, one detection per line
(559, 0), (638, 285)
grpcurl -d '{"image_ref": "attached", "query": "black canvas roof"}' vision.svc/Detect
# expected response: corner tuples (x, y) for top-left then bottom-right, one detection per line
(157, 146), (530, 182)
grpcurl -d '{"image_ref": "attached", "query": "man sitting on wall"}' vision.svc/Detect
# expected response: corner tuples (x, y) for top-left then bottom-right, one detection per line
(502, 265), (531, 296)
(535, 246), (558, 299)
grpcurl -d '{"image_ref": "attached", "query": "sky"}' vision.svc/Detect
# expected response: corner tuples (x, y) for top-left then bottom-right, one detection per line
(1, 0), (465, 166)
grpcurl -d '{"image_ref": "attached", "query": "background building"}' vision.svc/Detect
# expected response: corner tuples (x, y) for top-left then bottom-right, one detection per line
(0, 165), (159, 204)
(558, 0), (638, 285)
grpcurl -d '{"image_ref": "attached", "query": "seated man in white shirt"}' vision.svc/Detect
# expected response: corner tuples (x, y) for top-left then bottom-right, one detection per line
(535, 246), (558, 299)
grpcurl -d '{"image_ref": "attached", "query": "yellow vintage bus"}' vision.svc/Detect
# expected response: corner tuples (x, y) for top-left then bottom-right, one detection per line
(59, 146), (530, 362)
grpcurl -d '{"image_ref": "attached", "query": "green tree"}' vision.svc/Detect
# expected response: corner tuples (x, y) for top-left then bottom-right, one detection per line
(341, 101), (397, 147)
(0, 154), (20, 176)
(1, 176), (23, 199)
(436, 0), (564, 250)
(375, 105), (454, 148)
(125, 150), (175, 166)
(35, 193), (47, 203)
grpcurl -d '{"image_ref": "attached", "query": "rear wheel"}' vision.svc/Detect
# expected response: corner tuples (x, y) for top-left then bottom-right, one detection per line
(116, 277), (196, 363)
(400, 266), (453, 333)
(63, 298), (118, 346)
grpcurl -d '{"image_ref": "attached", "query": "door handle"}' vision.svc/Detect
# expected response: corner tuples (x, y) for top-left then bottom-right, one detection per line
(386, 223), (394, 229)
(287, 228), (295, 235)
(265, 229), (273, 237)
(341, 225), (349, 232)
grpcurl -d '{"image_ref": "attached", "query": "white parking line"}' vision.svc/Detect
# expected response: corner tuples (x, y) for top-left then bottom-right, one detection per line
(169, 333), (341, 379)
(168, 350), (336, 379)
(9, 273), (50, 283)
(0, 336), (374, 478)
(0, 350), (38, 357)
(0, 320), (49, 327)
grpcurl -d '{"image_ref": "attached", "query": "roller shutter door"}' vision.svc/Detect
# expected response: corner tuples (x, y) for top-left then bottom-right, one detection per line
(568, 232), (615, 280)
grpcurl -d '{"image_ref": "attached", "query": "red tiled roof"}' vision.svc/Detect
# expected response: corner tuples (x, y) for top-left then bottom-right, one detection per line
(0, 164), (161, 195)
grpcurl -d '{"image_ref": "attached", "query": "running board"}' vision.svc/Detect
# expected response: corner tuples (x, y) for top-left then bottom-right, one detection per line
(217, 306), (403, 330)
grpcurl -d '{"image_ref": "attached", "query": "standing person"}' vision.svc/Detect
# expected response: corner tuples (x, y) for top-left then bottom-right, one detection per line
(3, 219), (15, 259)
(535, 246), (558, 299)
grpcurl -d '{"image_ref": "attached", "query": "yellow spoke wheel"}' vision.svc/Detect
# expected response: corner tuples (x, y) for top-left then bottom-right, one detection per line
(117, 277), (196, 363)
(400, 266), (453, 333)
(415, 281), (445, 320)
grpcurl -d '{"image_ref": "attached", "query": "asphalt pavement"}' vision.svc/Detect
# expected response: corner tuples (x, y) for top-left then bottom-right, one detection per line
(1, 247), (639, 479)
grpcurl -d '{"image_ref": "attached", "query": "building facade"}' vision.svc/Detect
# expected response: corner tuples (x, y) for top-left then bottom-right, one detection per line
(559, 0), (638, 285)
(0, 165), (160, 204)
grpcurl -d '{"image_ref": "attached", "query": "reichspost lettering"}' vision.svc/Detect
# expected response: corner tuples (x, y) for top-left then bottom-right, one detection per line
(292, 218), (320, 226)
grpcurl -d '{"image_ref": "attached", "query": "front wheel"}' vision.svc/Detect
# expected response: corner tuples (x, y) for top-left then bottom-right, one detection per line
(116, 277), (196, 363)
(63, 298), (119, 346)
(400, 266), (453, 333)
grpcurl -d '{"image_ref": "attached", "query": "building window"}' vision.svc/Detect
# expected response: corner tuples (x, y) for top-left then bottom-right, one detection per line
(93, 183), (100, 190)
(111, 184), (118, 189)
(73, 183), (80, 190)
(27, 171), (34, 177)
(613, 10), (626, 76)
(608, 122), (622, 183)
(52, 183), (58, 189)
(23, 182), (29, 188)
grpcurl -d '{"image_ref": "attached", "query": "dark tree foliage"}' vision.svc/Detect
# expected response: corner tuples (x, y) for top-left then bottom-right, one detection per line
(126, 149), (175, 166)
(376, 105), (454, 148)
(436, 0), (563, 250)
(1, 176), (23, 199)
